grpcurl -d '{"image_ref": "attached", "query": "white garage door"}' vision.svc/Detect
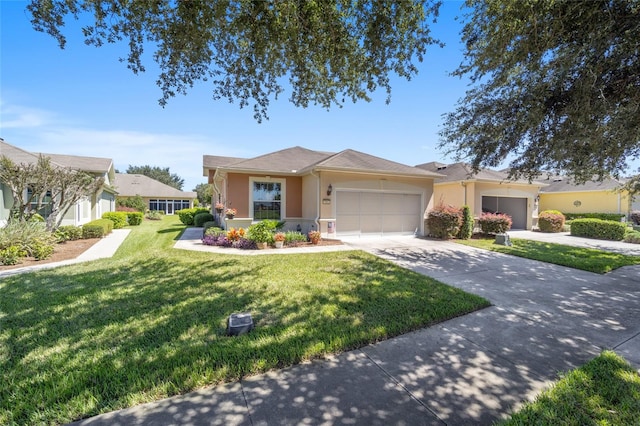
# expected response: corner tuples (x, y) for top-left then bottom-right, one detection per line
(336, 191), (422, 236)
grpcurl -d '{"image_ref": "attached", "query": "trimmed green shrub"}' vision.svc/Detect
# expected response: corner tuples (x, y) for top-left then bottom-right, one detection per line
(457, 205), (474, 239)
(0, 246), (23, 265)
(117, 195), (146, 212)
(538, 210), (566, 233)
(126, 212), (144, 226)
(55, 225), (83, 242)
(624, 230), (640, 244)
(82, 219), (113, 239)
(427, 205), (462, 239)
(478, 213), (512, 234)
(102, 212), (128, 229)
(570, 218), (626, 241)
(563, 212), (625, 222)
(194, 212), (215, 227)
(176, 207), (210, 225)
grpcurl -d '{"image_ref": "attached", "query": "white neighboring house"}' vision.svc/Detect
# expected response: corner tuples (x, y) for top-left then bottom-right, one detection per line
(113, 173), (197, 214)
(0, 139), (117, 227)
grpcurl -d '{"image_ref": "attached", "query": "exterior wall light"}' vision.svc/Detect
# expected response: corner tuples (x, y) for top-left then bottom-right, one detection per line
(327, 184), (333, 196)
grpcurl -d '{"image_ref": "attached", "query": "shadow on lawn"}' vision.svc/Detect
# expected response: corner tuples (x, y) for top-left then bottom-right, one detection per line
(0, 250), (488, 424)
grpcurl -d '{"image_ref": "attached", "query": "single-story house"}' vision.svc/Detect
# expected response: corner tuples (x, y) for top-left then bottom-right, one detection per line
(203, 146), (442, 238)
(538, 176), (630, 217)
(415, 162), (545, 230)
(113, 173), (197, 214)
(0, 139), (117, 227)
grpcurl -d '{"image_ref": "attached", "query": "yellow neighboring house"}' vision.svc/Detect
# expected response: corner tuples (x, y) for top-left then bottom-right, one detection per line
(538, 176), (630, 217)
(415, 162), (545, 230)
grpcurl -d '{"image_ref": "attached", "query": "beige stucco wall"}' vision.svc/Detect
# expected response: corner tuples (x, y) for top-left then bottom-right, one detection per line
(317, 171), (435, 236)
(434, 180), (541, 229)
(539, 191), (629, 215)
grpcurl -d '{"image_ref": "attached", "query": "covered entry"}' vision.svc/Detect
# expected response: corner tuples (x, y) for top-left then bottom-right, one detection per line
(336, 191), (422, 236)
(482, 196), (528, 229)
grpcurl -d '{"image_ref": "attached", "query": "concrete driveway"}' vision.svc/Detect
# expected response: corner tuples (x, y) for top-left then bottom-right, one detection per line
(74, 234), (640, 425)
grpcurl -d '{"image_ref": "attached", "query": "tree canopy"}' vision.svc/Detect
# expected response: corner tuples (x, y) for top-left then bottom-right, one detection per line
(193, 183), (212, 207)
(126, 165), (184, 190)
(28, 0), (442, 121)
(440, 0), (640, 183)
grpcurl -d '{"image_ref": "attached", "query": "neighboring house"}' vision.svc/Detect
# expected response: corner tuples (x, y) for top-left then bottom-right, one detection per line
(415, 162), (545, 230)
(0, 139), (117, 227)
(113, 173), (197, 214)
(538, 176), (630, 217)
(203, 146), (442, 238)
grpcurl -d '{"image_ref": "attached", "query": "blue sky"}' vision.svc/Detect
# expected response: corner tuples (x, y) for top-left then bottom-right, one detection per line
(1, 2), (471, 191)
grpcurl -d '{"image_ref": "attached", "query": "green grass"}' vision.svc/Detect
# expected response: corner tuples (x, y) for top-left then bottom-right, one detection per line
(502, 351), (640, 425)
(456, 237), (640, 273)
(0, 216), (489, 425)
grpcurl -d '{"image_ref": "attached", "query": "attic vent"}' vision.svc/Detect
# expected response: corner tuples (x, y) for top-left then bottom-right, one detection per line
(437, 166), (447, 170)
(553, 178), (563, 182)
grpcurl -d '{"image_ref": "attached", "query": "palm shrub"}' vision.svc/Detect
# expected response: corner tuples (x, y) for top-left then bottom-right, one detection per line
(427, 205), (462, 239)
(478, 213), (512, 234)
(538, 210), (565, 233)
(457, 205), (474, 239)
(146, 210), (163, 220)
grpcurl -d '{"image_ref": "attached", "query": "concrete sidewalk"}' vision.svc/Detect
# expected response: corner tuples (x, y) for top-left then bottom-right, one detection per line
(0, 229), (130, 278)
(72, 234), (640, 425)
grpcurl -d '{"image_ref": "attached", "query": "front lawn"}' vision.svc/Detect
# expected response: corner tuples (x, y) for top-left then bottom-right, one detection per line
(456, 237), (640, 273)
(0, 216), (489, 425)
(502, 351), (640, 425)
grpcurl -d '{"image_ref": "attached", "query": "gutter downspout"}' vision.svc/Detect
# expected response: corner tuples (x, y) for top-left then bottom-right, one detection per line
(310, 169), (321, 233)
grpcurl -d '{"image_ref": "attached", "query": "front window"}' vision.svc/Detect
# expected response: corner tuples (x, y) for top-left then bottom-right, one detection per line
(26, 187), (52, 218)
(253, 181), (281, 220)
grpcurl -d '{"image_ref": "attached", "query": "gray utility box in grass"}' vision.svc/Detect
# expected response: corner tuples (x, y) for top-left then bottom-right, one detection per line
(227, 313), (254, 336)
(494, 233), (512, 246)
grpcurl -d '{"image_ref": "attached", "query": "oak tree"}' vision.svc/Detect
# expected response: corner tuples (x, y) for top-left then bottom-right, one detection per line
(440, 0), (640, 183)
(28, 0), (442, 121)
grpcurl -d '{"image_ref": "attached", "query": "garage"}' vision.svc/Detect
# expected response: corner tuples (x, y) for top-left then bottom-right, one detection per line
(336, 191), (422, 236)
(482, 196), (528, 229)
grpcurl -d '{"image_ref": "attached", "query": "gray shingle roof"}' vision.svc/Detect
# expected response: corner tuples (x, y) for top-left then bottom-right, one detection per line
(316, 149), (442, 177)
(1, 139), (43, 165)
(416, 162), (544, 185)
(203, 155), (247, 170)
(539, 176), (624, 193)
(113, 173), (197, 199)
(204, 146), (440, 178)
(38, 152), (113, 173)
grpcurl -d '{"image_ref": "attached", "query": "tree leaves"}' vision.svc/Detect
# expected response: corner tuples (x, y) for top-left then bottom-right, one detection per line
(27, 0), (442, 122)
(440, 0), (640, 183)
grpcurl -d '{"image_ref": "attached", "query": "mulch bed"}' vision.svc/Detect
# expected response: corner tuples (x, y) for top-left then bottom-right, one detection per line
(0, 238), (101, 272)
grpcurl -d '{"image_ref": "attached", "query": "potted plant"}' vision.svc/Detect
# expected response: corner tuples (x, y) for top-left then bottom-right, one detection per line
(308, 230), (321, 245)
(274, 232), (286, 248)
(247, 220), (277, 249)
(215, 202), (224, 213)
(225, 208), (237, 219)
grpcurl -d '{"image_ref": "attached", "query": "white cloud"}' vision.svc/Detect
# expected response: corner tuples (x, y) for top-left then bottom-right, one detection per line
(0, 102), (55, 128)
(1, 102), (251, 191)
